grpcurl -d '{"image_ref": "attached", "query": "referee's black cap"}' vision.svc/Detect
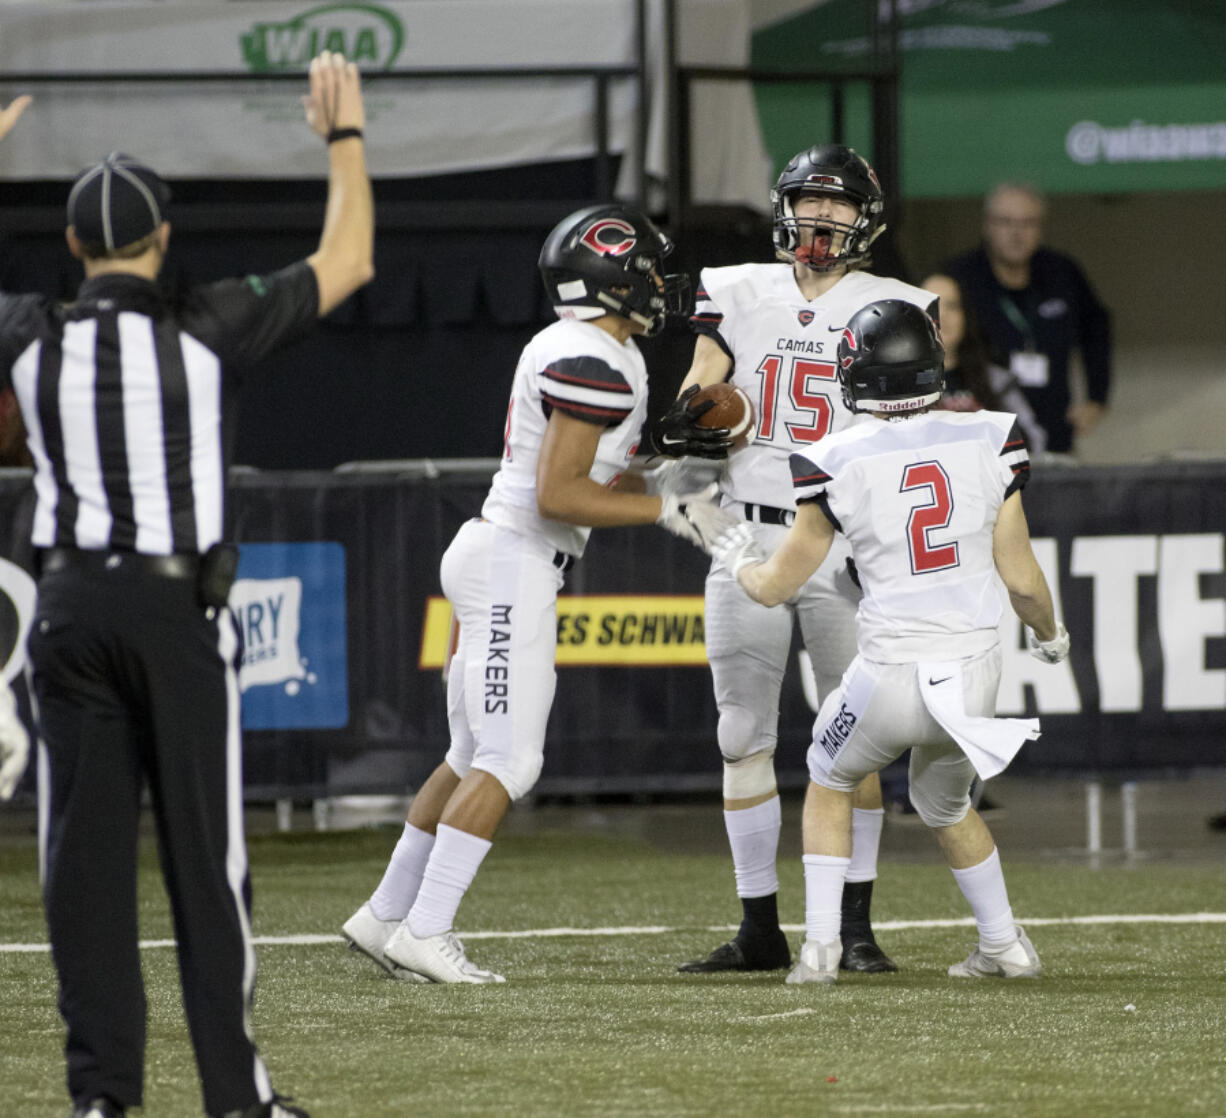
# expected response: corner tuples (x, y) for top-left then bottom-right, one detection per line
(67, 152), (171, 252)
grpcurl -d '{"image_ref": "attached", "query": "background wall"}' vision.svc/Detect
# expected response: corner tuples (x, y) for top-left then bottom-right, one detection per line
(897, 189), (1226, 464)
(3, 0), (1223, 469)
(748, 0), (1226, 466)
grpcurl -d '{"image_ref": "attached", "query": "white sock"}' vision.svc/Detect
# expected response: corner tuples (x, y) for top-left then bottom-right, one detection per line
(949, 847), (1018, 953)
(846, 807), (884, 884)
(369, 823), (436, 921)
(802, 854), (850, 945)
(725, 796), (781, 898)
(406, 823), (492, 939)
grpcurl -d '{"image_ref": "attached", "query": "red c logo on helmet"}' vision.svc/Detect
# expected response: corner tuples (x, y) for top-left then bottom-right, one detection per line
(580, 218), (637, 257)
(840, 327), (858, 368)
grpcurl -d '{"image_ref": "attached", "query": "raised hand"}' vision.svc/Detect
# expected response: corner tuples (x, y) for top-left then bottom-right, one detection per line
(0, 95), (32, 145)
(302, 52), (365, 140)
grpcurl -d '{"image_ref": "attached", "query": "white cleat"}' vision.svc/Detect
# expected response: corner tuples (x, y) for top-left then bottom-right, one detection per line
(384, 924), (506, 984)
(949, 926), (1042, 979)
(784, 937), (841, 985)
(342, 903), (428, 982)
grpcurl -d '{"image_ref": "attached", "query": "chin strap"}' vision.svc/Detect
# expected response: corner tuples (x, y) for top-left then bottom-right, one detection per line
(595, 290), (660, 334)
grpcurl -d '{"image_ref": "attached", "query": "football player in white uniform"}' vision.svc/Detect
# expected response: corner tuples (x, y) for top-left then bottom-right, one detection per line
(656, 145), (936, 975)
(341, 205), (721, 983)
(0, 679), (30, 801)
(708, 299), (1069, 984)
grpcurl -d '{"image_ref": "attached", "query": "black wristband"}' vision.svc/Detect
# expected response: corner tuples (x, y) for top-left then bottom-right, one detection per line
(327, 127), (364, 144)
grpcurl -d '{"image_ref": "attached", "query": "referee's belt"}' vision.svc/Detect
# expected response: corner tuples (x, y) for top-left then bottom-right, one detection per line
(742, 503), (795, 527)
(39, 547), (200, 580)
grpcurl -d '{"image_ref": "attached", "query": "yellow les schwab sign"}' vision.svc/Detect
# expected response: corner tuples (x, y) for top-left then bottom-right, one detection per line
(419, 595), (708, 668)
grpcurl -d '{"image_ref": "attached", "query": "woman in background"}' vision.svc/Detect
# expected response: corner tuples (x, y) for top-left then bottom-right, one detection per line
(922, 273), (1046, 456)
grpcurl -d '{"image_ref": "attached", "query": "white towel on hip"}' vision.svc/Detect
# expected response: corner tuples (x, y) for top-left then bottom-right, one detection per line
(918, 660), (1040, 780)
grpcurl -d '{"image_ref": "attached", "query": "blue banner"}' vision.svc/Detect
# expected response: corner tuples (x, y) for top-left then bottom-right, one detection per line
(232, 541), (349, 731)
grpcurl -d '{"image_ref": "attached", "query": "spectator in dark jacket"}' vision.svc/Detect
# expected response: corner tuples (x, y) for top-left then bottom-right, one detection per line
(942, 183), (1110, 456)
(921, 272), (1045, 455)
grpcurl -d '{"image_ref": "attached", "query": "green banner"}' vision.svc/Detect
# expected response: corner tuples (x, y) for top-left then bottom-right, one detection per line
(752, 0), (1226, 198)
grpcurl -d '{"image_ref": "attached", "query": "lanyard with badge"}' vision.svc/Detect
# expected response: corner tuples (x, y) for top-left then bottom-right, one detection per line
(999, 293), (1049, 388)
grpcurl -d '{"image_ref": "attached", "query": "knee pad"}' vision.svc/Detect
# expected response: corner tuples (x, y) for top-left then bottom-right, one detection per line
(722, 749), (777, 800)
(908, 778), (972, 829)
(716, 702), (777, 765)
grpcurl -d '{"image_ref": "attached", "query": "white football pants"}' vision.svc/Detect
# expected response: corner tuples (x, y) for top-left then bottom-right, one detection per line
(807, 646), (1004, 827)
(704, 520), (860, 766)
(440, 518), (565, 800)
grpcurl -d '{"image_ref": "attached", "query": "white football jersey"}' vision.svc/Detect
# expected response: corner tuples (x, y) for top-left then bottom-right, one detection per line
(482, 318), (648, 557)
(790, 410), (1030, 663)
(692, 265), (936, 509)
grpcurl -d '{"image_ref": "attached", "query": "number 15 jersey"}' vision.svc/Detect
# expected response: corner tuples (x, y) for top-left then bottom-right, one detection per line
(691, 264), (935, 509)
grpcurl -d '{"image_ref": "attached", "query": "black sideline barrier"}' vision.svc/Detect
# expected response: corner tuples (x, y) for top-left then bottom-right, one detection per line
(1, 460), (1223, 804)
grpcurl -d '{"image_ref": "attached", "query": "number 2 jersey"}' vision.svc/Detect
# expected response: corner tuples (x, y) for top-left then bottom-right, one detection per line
(691, 265), (936, 509)
(790, 410), (1031, 663)
(481, 318), (647, 558)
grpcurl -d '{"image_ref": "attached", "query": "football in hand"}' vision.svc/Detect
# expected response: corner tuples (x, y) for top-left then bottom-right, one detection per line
(688, 383), (756, 449)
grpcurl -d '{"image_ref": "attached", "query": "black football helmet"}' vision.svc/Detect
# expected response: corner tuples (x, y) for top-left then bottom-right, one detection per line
(836, 300), (944, 415)
(771, 144), (885, 271)
(538, 204), (691, 336)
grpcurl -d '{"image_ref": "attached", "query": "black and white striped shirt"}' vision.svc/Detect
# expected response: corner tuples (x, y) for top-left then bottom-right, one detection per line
(0, 264), (317, 556)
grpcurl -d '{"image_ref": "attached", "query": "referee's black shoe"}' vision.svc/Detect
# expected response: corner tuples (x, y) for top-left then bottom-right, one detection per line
(678, 928), (792, 972)
(72, 1099), (124, 1118)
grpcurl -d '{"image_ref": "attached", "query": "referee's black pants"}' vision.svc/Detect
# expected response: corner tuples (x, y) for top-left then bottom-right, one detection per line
(29, 556), (274, 1117)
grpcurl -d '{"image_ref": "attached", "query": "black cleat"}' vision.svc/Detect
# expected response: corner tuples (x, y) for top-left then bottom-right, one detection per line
(678, 930), (791, 973)
(840, 937), (899, 973)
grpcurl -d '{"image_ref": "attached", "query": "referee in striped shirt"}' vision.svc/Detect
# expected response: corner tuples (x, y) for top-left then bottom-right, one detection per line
(0, 54), (372, 1118)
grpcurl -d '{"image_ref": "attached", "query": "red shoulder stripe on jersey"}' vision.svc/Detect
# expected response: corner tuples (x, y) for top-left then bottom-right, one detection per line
(543, 356), (633, 394)
(541, 392), (630, 423)
(999, 420), (1025, 454)
(543, 368), (633, 393)
(789, 451), (830, 487)
(695, 287), (709, 300)
(689, 313), (723, 325)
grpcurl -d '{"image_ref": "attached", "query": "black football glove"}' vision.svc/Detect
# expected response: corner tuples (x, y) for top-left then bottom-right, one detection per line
(652, 384), (734, 460)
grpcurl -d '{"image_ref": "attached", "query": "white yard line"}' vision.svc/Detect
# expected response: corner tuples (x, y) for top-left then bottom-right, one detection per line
(831, 1106), (990, 1114)
(741, 1008), (817, 1022)
(2, 912), (1224, 954)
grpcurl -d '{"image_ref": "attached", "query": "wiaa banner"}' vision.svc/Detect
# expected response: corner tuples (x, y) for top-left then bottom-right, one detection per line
(1, 461), (1223, 802)
(0, 1), (770, 212)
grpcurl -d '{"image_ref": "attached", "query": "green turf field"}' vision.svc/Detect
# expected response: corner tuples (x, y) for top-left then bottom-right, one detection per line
(2, 818), (1224, 1117)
